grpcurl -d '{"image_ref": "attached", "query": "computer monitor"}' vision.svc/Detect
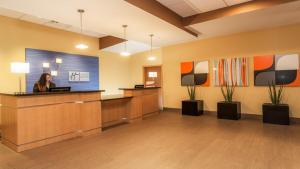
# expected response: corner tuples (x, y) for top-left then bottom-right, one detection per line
(49, 87), (71, 92)
(134, 84), (144, 88)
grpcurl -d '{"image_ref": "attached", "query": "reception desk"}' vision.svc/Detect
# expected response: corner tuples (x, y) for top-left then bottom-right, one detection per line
(0, 91), (103, 152)
(0, 88), (160, 152)
(121, 87), (161, 121)
(101, 87), (161, 128)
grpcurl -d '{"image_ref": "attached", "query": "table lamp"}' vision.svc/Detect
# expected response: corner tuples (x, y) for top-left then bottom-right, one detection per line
(11, 62), (30, 93)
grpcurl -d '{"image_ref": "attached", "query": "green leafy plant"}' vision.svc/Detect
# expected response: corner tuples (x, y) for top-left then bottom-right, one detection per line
(268, 82), (284, 105)
(221, 83), (235, 102)
(187, 85), (196, 100)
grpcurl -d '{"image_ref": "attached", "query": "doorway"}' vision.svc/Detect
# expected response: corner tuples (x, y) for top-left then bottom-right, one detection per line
(143, 66), (162, 87)
(143, 65), (163, 110)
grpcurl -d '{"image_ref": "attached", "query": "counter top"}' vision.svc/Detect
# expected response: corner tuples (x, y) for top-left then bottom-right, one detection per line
(119, 87), (160, 90)
(0, 90), (105, 96)
(101, 95), (132, 101)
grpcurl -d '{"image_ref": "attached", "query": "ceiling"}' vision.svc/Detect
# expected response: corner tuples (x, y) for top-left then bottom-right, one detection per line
(156, 0), (252, 17)
(0, 0), (300, 54)
(0, 0), (196, 54)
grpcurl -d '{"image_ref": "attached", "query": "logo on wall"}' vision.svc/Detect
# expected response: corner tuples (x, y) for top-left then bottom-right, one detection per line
(254, 54), (300, 86)
(69, 71), (90, 82)
(180, 60), (210, 86)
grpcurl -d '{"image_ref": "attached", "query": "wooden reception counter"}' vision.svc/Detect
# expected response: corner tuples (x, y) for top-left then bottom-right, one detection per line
(120, 87), (161, 121)
(0, 90), (103, 152)
(0, 88), (160, 152)
(101, 87), (161, 128)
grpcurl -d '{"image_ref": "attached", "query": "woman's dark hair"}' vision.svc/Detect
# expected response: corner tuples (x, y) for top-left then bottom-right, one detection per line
(38, 73), (50, 87)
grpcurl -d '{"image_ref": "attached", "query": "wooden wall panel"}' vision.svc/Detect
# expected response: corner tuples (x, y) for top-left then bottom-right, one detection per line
(80, 93), (101, 102)
(128, 97), (143, 120)
(102, 99), (130, 127)
(17, 106), (47, 144)
(1, 107), (17, 144)
(142, 94), (159, 115)
(80, 101), (101, 131)
(17, 94), (79, 108)
(45, 103), (80, 138)
(0, 95), (2, 130)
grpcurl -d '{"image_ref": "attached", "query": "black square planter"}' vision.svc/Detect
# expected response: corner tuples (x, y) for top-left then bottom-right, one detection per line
(263, 103), (290, 125)
(182, 100), (204, 116)
(217, 101), (241, 120)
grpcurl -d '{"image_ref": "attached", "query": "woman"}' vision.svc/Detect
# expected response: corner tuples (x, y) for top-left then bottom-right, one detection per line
(33, 73), (56, 92)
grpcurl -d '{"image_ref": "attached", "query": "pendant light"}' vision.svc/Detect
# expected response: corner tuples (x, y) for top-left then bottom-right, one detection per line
(75, 9), (88, 49)
(120, 25), (131, 57)
(147, 34), (156, 61)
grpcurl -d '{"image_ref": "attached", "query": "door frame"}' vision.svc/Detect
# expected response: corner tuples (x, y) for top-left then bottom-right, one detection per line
(143, 65), (163, 88)
(143, 65), (163, 110)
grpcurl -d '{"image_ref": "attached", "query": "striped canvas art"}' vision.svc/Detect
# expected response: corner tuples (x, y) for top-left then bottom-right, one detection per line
(214, 57), (249, 86)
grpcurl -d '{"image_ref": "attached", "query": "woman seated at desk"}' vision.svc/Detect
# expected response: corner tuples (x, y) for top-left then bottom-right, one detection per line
(33, 73), (56, 92)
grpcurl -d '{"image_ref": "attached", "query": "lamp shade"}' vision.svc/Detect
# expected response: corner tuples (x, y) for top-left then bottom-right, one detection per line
(11, 62), (30, 74)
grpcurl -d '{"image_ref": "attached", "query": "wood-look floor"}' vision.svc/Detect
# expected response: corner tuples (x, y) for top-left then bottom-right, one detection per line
(1, 110), (300, 169)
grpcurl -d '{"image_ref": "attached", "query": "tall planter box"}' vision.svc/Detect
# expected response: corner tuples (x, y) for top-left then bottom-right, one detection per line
(182, 100), (204, 116)
(263, 103), (290, 125)
(217, 101), (241, 120)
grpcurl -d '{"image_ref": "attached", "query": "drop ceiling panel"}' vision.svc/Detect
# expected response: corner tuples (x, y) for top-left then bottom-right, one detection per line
(102, 40), (151, 54)
(19, 14), (49, 24)
(0, 7), (23, 18)
(187, 0), (227, 13)
(224, 0), (252, 6)
(190, 0), (300, 39)
(156, 0), (198, 17)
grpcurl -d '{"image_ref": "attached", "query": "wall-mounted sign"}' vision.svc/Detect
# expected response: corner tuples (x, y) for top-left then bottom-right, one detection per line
(69, 71), (90, 82)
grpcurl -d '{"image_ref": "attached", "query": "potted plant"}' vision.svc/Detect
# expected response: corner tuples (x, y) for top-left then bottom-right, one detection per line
(217, 83), (241, 120)
(263, 82), (289, 125)
(182, 85), (203, 116)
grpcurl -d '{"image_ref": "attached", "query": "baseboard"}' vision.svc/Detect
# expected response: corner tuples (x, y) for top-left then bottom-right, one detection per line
(163, 107), (181, 112)
(162, 108), (300, 124)
(102, 122), (129, 131)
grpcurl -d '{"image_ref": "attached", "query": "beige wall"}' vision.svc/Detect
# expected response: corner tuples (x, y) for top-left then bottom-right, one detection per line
(162, 23), (300, 117)
(100, 51), (131, 95)
(130, 48), (162, 86)
(0, 15), (131, 94)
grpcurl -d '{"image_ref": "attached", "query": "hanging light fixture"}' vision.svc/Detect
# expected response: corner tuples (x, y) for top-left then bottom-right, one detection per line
(75, 9), (88, 49)
(120, 25), (131, 57)
(147, 34), (156, 61)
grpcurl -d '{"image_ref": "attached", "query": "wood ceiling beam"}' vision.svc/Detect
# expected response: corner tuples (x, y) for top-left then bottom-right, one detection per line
(124, 0), (198, 37)
(183, 0), (299, 26)
(99, 36), (126, 50)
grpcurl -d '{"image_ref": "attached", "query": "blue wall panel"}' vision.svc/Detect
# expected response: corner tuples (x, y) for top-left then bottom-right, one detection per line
(25, 48), (99, 92)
